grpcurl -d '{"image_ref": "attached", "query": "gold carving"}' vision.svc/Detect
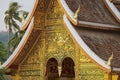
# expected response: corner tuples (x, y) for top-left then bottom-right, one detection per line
(34, 12), (45, 29)
(80, 51), (91, 62)
(79, 51), (105, 80)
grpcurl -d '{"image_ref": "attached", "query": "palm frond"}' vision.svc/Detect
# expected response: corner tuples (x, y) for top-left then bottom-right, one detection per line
(11, 19), (20, 31)
(22, 11), (29, 19)
(9, 2), (21, 11)
(8, 30), (25, 52)
(0, 68), (11, 80)
(4, 15), (10, 25)
(13, 13), (22, 22)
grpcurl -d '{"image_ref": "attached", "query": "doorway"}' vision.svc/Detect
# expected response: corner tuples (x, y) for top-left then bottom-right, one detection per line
(60, 57), (75, 80)
(45, 58), (59, 80)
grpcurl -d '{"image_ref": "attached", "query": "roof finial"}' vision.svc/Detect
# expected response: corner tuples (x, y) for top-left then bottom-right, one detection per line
(110, 0), (114, 2)
(74, 5), (80, 19)
(107, 52), (114, 66)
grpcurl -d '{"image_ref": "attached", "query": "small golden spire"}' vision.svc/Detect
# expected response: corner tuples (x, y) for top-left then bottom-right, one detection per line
(74, 5), (80, 19)
(107, 53), (114, 66)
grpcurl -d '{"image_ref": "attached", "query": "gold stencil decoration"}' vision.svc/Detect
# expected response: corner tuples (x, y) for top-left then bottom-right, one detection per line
(79, 51), (105, 80)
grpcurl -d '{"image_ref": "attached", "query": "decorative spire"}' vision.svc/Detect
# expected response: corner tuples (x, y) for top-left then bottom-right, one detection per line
(73, 5), (80, 19)
(58, 66), (62, 77)
(110, 0), (114, 2)
(107, 53), (114, 66)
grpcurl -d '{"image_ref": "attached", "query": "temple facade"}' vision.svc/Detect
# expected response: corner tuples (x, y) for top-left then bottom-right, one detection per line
(2, 0), (120, 80)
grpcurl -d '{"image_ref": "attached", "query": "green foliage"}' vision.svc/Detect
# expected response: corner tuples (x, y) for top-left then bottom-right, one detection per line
(0, 68), (7, 80)
(0, 42), (7, 63)
(4, 2), (21, 33)
(4, 2), (29, 55)
(0, 68), (11, 80)
(9, 30), (25, 52)
(20, 10), (29, 19)
(4, 2), (29, 33)
(0, 32), (8, 44)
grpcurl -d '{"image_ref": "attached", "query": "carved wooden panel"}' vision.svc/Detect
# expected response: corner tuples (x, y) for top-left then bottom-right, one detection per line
(34, 12), (45, 29)
(79, 51), (105, 80)
(19, 34), (45, 79)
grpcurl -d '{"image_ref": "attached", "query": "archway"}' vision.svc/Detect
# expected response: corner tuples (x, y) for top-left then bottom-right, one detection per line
(45, 58), (59, 80)
(61, 57), (75, 80)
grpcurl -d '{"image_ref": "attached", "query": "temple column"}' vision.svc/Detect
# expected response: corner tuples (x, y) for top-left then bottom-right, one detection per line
(112, 74), (118, 80)
(108, 72), (112, 80)
(75, 47), (80, 80)
(40, 63), (45, 80)
(104, 72), (118, 80)
(58, 66), (62, 77)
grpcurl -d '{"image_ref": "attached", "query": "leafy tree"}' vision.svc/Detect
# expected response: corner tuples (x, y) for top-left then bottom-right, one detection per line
(0, 42), (7, 63)
(9, 30), (25, 52)
(4, 2), (28, 56)
(0, 68), (7, 80)
(0, 68), (11, 80)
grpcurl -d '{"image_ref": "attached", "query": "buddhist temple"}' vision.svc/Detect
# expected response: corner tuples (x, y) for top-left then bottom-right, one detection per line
(2, 0), (120, 80)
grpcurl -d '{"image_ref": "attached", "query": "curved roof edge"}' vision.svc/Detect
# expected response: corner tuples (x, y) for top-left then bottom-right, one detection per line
(58, 0), (120, 31)
(63, 14), (113, 72)
(103, 0), (120, 23)
(1, 18), (34, 68)
(21, 0), (38, 30)
(57, 0), (77, 25)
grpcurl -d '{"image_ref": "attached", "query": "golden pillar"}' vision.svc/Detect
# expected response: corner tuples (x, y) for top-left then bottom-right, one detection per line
(75, 47), (80, 80)
(58, 66), (62, 77)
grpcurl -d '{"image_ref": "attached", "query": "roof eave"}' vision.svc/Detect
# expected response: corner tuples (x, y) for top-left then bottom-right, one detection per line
(58, 0), (120, 31)
(103, 0), (120, 23)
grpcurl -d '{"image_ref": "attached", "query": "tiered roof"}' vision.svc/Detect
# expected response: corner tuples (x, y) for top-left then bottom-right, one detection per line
(60, 0), (120, 72)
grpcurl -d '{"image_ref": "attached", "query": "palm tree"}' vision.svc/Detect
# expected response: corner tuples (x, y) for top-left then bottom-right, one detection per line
(0, 68), (6, 80)
(0, 68), (7, 80)
(4, 2), (22, 32)
(4, 2), (21, 57)
(0, 68), (11, 80)
(0, 42), (7, 63)
(8, 30), (25, 52)
(4, 2), (28, 56)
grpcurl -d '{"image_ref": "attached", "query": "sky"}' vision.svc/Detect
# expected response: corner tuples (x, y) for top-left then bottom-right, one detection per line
(0, 0), (35, 32)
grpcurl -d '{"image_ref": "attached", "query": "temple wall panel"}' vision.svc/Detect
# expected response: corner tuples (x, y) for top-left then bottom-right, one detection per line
(19, 35), (45, 80)
(79, 51), (105, 80)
